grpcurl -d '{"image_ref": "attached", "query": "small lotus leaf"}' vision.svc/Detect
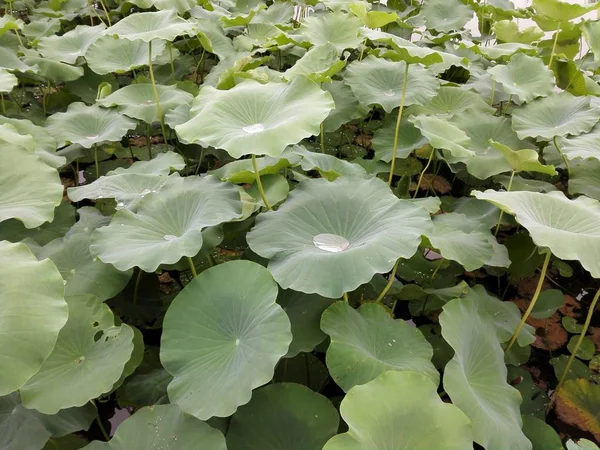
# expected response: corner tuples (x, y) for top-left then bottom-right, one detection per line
(493, 20), (544, 44)
(210, 151), (302, 184)
(160, 261), (292, 420)
(176, 77), (334, 158)
(91, 175), (242, 272)
(227, 383), (339, 450)
(102, 10), (195, 42)
(420, 0), (474, 33)
(323, 371), (473, 450)
(321, 301), (439, 391)
(248, 177), (432, 298)
(292, 145), (367, 180)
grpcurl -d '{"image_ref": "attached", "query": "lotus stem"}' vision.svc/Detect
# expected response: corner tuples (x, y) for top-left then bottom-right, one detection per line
(206, 254), (215, 267)
(557, 288), (599, 389)
(553, 136), (571, 178)
(147, 40), (168, 152)
(94, 403), (110, 440)
(188, 257), (198, 278)
(375, 259), (400, 303)
(548, 23), (561, 69)
(93, 143), (99, 179)
(132, 269), (143, 306)
(0, 95), (5, 114)
(412, 146), (435, 198)
(167, 43), (175, 81)
(430, 257), (444, 281)
(320, 122), (325, 153)
(490, 79), (495, 106)
(252, 154), (272, 210)
(494, 170), (515, 236)
(388, 62), (410, 187)
(502, 94), (513, 114)
(505, 250), (552, 352)
(97, 0), (111, 26)
(343, 292), (349, 302)
(194, 147), (205, 175)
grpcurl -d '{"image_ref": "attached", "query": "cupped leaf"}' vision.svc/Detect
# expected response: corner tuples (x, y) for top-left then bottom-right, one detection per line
(511, 93), (600, 140)
(490, 141), (556, 175)
(473, 190), (600, 278)
(440, 293), (530, 450)
(85, 37), (169, 74)
(175, 77), (334, 158)
(99, 84), (194, 124)
(227, 383), (339, 450)
(20, 294), (135, 414)
(83, 404), (227, 450)
(91, 175), (242, 272)
(0, 241), (68, 396)
(321, 301), (438, 392)
(343, 56), (440, 113)
(488, 53), (555, 104)
(247, 176), (432, 298)
(298, 11), (362, 54)
(323, 371), (473, 450)
(210, 151), (302, 184)
(38, 24), (105, 64)
(420, 0), (474, 33)
(46, 102), (137, 148)
(160, 260), (292, 420)
(102, 10), (195, 42)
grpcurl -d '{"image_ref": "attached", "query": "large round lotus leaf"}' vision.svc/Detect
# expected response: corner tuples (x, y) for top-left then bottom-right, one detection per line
(511, 93), (600, 140)
(0, 392), (51, 450)
(406, 85), (495, 117)
(99, 84), (194, 124)
(85, 37), (168, 74)
(102, 10), (195, 42)
(532, 0), (600, 21)
(420, 0), (473, 33)
(440, 294), (530, 450)
(160, 261), (292, 420)
(372, 116), (428, 162)
(20, 294), (135, 414)
(46, 103), (137, 148)
(128, 0), (197, 14)
(0, 68), (17, 93)
(343, 56), (440, 113)
(473, 190), (600, 278)
(551, 123), (600, 162)
(0, 145), (63, 228)
(38, 24), (105, 64)
(175, 77), (334, 158)
(38, 233), (132, 301)
(0, 241), (67, 396)
(247, 176), (432, 298)
(0, 116), (62, 168)
(488, 53), (555, 104)
(323, 371), (473, 450)
(298, 11), (362, 54)
(322, 80), (365, 132)
(82, 404), (227, 450)
(227, 383), (339, 450)
(425, 213), (510, 271)
(410, 114), (473, 162)
(91, 175), (242, 272)
(321, 301), (438, 392)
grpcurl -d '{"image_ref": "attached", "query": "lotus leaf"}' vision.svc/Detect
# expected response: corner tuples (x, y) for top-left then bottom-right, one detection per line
(227, 383), (339, 450)
(490, 141), (556, 175)
(83, 404), (227, 450)
(85, 37), (169, 74)
(0, 392), (52, 450)
(176, 77), (334, 158)
(493, 20), (544, 44)
(420, 0), (473, 33)
(321, 301), (438, 391)
(91, 175), (242, 272)
(550, 123), (600, 161)
(102, 10), (195, 42)
(323, 371), (473, 450)
(569, 158), (600, 201)
(555, 378), (600, 441)
(160, 260), (292, 420)
(298, 12), (362, 54)
(0, 116), (62, 168)
(39, 24), (105, 64)
(322, 80), (365, 132)
(292, 145), (367, 180)
(532, 0), (600, 21)
(0, 69), (17, 93)
(343, 56), (440, 113)
(372, 116), (428, 162)
(406, 85), (495, 117)
(247, 176), (432, 298)
(410, 115), (473, 162)
(284, 43), (345, 82)
(210, 151), (302, 184)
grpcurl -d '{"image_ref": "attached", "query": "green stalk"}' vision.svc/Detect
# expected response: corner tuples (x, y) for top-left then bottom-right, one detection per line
(320, 122), (325, 153)
(387, 62), (410, 187)
(375, 259), (400, 303)
(343, 292), (349, 302)
(0, 95), (5, 114)
(557, 288), (600, 389)
(94, 402), (110, 440)
(132, 269), (143, 306)
(252, 154), (271, 210)
(490, 79), (496, 106)
(93, 143), (99, 179)
(553, 136), (571, 177)
(412, 146), (435, 198)
(548, 23), (561, 69)
(97, 0), (111, 26)
(167, 43), (175, 81)
(430, 257), (445, 281)
(147, 40), (168, 151)
(494, 170), (515, 237)
(505, 251), (552, 352)
(188, 257), (198, 278)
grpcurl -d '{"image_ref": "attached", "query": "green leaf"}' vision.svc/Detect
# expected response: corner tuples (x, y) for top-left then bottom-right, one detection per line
(85, 37), (170, 74)
(532, 0), (600, 21)
(555, 379), (600, 441)
(322, 80), (365, 132)
(552, 123), (600, 162)
(0, 392), (52, 450)
(160, 261), (292, 420)
(284, 43), (345, 83)
(321, 301), (439, 392)
(298, 11), (362, 54)
(420, 0), (474, 33)
(493, 20), (544, 44)
(343, 56), (440, 113)
(22, 49), (84, 82)
(440, 294), (530, 450)
(91, 175), (242, 272)
(348, 2), (398, 29)
(323, 371), (473, 450)
(511, 93), (600, 140)
(531, 289), (564, 319)
(567, 335), (596, 360)
(583, 21), (600, 63)
(488, 53), (555, 104)
(20, 294), (135, 414)
(210, 151), (302, 184)
(0, 68), (17, 93)
(551, 354), (592, 382)
(567, 439), (600, 450)
(406, 85), (495, 117)
(372, 116), (428, 162)
(83, 404), (227, 449)
(102, 10), (195, 42)
(292, 145), (368, 180)
(175, 77), (334, 158)
(0, 241), (67, 396)
(490, 141), (556, 175)
(247, 177), (432, 298)
(410, 115), (473, 162)
(226, 383), (339, 450)
(569, 158), (600, 201)
(39, 24), (104, 64)
(473, 190), (600, 278)
(522, 415), (563, 450)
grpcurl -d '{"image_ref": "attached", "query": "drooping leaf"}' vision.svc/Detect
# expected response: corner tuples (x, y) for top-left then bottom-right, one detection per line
(490, 141), (556, 175)
(160, 261), (292, 420)
(322, 80), (365, 132)
(321, 301), (439, 392)
(284, 43), (345, 83)
(410, 114), (473, 162)
(0, 68), (17, 93)
(322, 371), (473, 450)
(247, 176), (432, 298)
(292, 145), (367, 180)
